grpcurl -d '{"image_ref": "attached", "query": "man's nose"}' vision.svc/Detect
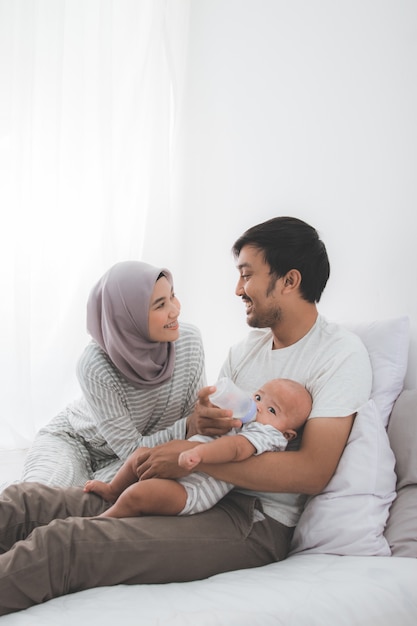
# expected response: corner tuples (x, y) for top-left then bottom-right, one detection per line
(235, 279), (245, 296)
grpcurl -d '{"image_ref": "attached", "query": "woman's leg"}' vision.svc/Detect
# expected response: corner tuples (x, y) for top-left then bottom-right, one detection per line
(0, 488), (292, 616)
(22, 416), (93, 487)
(91, 456), (124, 482)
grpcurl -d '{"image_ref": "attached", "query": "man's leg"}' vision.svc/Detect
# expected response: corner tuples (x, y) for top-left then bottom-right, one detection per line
(0, 482), (107, 552)
(0, 488), (292, 616)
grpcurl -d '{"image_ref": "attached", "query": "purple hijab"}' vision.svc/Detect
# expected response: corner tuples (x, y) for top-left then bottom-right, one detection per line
(87, 261), (176, 389)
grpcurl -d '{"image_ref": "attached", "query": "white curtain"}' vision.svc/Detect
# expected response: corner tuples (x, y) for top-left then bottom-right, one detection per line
(0, 0), (190, 448)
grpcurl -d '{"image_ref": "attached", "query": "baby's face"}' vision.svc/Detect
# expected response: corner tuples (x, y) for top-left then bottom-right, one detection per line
(253, 379), (307, 440)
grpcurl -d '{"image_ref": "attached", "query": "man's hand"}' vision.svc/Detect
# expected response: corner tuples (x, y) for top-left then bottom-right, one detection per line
(186, 385), (241, 438)
(134, 440), (197, 481)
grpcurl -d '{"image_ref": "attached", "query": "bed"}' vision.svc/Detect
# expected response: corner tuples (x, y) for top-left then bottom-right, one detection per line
(1, 316), (416, 625)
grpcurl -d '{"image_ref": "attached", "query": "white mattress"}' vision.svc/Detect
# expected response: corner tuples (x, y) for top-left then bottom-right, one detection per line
(1, 554), (416, 625)
(1, 449), (417, 625)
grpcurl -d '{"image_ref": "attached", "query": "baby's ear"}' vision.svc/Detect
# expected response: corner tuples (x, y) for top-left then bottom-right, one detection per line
(283, 429), (298, 441)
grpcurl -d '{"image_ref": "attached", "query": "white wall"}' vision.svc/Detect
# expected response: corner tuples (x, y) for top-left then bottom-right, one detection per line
(170, 0), (417, 388)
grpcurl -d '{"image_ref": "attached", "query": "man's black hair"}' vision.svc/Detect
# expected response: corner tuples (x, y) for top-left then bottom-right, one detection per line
(232, 216), (330, 303)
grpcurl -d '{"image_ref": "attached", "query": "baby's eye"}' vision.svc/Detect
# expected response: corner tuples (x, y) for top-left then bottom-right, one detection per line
(254, 394), (261, 401)
(268, 407), (276, 415)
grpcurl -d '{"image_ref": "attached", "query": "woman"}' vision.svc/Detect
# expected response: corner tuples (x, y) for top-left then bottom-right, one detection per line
(21, 261), (206, 487)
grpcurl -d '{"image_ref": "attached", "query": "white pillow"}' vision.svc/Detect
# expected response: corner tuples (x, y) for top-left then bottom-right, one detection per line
(347, 316), (410, 426)
(290, 399), (396, 556)
(290, 317), (409, 556)
(385, 389), (417, 557)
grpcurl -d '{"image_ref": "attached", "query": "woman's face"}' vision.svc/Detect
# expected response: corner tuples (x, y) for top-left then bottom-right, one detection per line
(148, 276), (181, 342)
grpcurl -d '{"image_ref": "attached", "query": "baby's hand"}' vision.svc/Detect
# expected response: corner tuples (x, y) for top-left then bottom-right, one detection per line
(178, 448), (202, 471)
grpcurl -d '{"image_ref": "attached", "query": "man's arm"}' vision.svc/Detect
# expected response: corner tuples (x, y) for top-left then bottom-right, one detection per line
(179, 434), (257, 471)
(134, 375), (355, 493)
(135, 413), (354, 495)
(197, 415), (354, 495)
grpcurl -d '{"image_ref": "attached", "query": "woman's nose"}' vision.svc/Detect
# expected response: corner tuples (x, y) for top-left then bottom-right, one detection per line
(170, 300), (181, 316)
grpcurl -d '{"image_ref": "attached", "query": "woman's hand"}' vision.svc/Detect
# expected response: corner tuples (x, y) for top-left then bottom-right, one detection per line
(134, 440), (197, 481)
(134, 385), (242, 481)
(186, 385), (241, 438)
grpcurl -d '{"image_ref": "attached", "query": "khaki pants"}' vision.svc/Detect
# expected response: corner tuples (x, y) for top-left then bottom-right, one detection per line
(0, 482), (293, 615)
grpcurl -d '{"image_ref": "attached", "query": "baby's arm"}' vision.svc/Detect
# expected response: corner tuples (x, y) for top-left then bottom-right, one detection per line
(178, 434), (256, 471)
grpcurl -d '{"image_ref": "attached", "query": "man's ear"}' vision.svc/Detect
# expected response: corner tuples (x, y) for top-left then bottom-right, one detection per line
(283, 269), (302, 292)
(283, 429), (298, 441)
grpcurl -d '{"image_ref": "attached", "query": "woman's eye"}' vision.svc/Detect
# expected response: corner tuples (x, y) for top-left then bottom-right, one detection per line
(268, 407), (276, 415)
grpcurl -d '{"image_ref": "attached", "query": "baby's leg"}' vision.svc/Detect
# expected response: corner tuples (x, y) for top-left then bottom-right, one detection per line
(85, 452), (138, 501)
(101, 478), (188, 518)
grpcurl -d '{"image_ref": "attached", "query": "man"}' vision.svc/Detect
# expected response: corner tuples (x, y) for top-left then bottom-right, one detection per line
(0, 217), (372, 615)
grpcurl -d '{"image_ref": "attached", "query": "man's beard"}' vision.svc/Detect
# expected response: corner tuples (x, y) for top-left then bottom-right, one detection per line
(246, 301), (283, 329)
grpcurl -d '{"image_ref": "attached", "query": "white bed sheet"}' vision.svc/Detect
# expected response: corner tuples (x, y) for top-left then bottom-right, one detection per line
(1, 554), (417, 626)
(1, 449), (417, 626)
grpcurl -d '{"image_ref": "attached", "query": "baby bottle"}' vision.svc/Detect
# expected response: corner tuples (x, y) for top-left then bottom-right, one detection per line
(209, 377), (257, 424)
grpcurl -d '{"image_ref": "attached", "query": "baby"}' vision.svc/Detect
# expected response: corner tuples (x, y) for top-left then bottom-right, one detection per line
(84, 378), (312, 517)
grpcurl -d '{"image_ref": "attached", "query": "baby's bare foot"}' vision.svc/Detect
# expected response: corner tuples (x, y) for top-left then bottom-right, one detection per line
(84, 480), (116, 502)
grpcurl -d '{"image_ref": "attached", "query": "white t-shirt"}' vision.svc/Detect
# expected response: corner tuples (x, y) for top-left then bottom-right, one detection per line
(218, 315), (373, 526)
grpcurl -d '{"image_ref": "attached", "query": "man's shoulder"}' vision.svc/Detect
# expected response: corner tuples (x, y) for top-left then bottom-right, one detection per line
(311, 316), (367, 353)
(234, 318), (363, 350)
(235, 328), (273, 349)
